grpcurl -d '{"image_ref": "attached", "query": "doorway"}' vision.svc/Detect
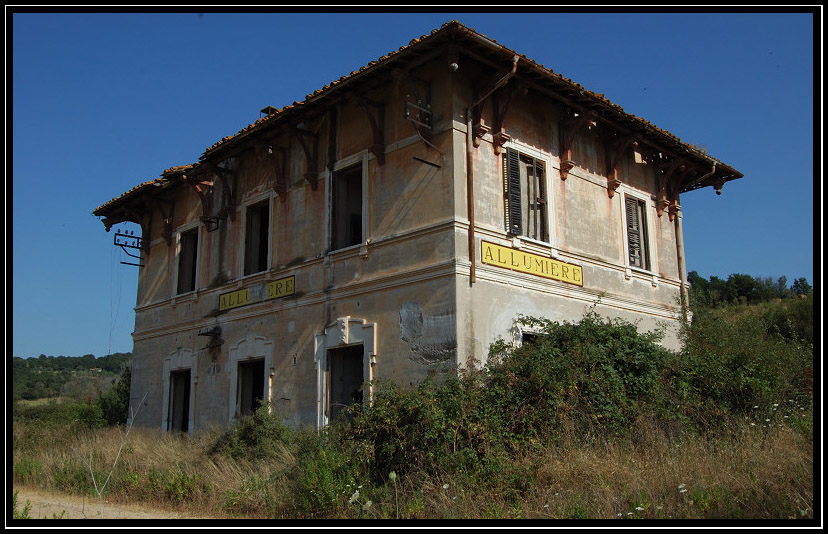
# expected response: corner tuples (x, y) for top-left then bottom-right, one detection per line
(168, 369), (191, 432)
(237, 359), (265, 416)
(327, 345), (364, 421)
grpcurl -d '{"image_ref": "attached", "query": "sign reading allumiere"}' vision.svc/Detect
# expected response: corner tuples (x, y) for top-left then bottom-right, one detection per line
(481, 241), (583, 286)
(219, 275), (296, 311)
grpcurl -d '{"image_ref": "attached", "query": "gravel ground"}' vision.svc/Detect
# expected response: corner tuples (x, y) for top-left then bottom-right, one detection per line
(11, 487), (205, 520)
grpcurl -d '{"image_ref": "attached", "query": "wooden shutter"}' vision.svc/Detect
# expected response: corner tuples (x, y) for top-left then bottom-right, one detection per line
(625, 197), (648, 270)
(503, 148), (523, 235)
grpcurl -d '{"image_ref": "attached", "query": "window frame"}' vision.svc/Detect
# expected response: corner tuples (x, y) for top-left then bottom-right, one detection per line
(241, 193), (273, 278)
(174, 222), (201, 295)
(622, 191), (654, 274)
(329, 155), (367, 252)
(502, 143), (553, 246)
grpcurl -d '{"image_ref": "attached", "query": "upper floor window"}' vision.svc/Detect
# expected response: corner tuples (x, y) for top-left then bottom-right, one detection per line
(244, 200), (271, 276)
(331, 163), (363, 251)
(624, 195), (651, 271)
(177, 227), (199, 294)
(503, 147), (548, 242)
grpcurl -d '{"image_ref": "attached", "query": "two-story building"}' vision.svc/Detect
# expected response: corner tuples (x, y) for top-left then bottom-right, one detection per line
(93, 21), (742, 432)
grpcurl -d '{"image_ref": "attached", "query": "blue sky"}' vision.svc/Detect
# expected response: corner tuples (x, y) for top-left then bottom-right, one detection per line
(10, 11), (818, 359)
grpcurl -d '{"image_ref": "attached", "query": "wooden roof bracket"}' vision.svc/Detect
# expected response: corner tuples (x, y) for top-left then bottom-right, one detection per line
(606, 137), (638, 198)
(153, 197), (175, 247)
(292, 127), (319, 190)
(656, 159), (687, 221)
(272, 146), (289, 200)
(558, 111), (594, 181)
(491, 81), (527, 155)
(470, 55), (520, 151)
(254, 141), (289, 201)
(205, 161), (238, 221)
(346, 93), (386, 166)
(471, 103), (490, 148)
(181, 171), (217, 230)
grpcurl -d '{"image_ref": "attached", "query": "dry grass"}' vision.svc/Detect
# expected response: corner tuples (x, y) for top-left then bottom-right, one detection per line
(12, 416), (813, 520)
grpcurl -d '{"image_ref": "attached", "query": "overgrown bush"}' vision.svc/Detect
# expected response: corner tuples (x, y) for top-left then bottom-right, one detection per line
(209, 403), (292, 461)
(763, 293), (814, 345)
(679, 302), (813, 423)
(484, 313), (673, 443)
(98, 365), (131, 426)
(347, 310), (683, 492)
(13, 399), (105, 429)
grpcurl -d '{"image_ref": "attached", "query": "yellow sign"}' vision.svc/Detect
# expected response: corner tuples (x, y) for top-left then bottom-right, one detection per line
(218, 275), (296, 311)
(266, 276), (295, 300)
(481, 241), (583, 286)
(219, 288), (251, 311)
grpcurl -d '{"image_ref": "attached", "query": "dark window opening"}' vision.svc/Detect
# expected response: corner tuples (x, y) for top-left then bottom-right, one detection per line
(238, 359), (265, 416)
(625, 196), (650, 271)
(177, 228), (198, 294)
(327, 345), (364, 422)
(244, 201), (270, 276)
(503, 148), (548, 242)
(168, 369), (191, 432)
(521, 332), (539, 345)
(331, 164), (363, 250)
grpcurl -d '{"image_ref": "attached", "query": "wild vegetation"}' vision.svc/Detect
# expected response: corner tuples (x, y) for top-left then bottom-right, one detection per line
(12, 352), (132, 401)
(11, 275), (814, 520)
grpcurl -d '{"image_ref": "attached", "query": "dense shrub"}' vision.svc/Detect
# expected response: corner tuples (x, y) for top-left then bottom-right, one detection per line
(209, 403), (292, 461)
(679, 302), (813, 422)
(98, 366), (132, 426)
(13, 399), (105, 429)
(484, 313), (672, 442)
(349, 371), (494, 484)
(347, 311), (683, 490)
(763, 293), (814, 345)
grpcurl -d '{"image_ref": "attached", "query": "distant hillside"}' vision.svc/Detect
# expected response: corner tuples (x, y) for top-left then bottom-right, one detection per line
(12, 353), (133, 401)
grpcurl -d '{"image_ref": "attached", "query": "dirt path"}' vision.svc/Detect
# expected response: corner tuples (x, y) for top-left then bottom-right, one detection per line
(12, 487), (212, 520)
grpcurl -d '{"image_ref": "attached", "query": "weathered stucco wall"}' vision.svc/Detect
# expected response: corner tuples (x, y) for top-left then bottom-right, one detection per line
(127, 51), (688, 432)
(130, 58), (461, 430)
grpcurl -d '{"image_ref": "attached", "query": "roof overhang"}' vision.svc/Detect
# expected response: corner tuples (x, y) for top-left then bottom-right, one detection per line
(94, 20), (742, 223)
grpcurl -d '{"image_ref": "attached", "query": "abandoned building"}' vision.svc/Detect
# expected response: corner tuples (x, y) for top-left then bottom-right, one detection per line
(93, 21), (743, 432)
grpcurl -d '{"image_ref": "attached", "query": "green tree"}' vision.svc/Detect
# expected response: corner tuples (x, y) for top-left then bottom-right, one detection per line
(98, 366), (132, 426)
(791, 278), (812, 296)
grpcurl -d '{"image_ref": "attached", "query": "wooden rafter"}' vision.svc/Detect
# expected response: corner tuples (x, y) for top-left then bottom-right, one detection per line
(558, 112), (594, 181)
(203, 161), (237, 221)
(605, 137), (637, 198)
(292, 127), (319, 190)
(153, 197), (175, 247)
(346, 93), (385, 165)
(491, 81), (527, 155)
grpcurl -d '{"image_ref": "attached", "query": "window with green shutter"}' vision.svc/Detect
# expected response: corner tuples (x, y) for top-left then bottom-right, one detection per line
(503, 147), (548, 242)
(625, 195), (650, 271)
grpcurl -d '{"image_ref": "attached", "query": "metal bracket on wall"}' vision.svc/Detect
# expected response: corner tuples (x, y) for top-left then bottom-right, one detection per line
(114, 230), (144, 267)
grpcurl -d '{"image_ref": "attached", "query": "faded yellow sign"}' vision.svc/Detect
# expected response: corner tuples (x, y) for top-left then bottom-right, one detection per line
(219, 288), (251, 311)
(481, 241), (583, 286)
(266, 276), (295, 300)
(219, 275), (295, 311)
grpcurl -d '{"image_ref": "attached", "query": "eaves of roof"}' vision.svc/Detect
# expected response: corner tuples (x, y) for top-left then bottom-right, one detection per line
(95, 20), (743, 218)
(92, 164), (195, 218)
(199, 20), (741, 186)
